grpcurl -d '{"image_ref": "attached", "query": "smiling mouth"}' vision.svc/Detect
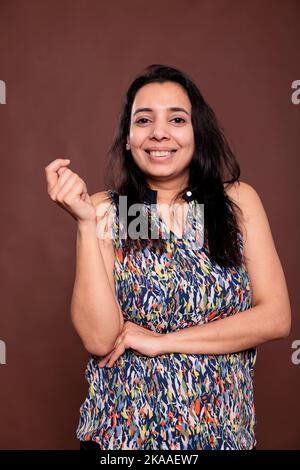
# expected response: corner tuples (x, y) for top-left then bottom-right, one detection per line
(144, 149), (177, 158)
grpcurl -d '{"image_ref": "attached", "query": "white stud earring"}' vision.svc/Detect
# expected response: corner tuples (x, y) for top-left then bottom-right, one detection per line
(126, 143), (130, 150)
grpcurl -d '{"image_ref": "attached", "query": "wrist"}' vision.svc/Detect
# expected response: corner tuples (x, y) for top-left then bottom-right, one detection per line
(77, 218), (97, 234)
(156, 333), (170, 356)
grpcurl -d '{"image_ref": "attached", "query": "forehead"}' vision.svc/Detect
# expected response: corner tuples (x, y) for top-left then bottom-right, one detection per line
(132, 81), (191, 112)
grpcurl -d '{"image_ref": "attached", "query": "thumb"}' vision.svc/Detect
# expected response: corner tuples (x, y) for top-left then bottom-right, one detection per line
(57, 167), (68, 176)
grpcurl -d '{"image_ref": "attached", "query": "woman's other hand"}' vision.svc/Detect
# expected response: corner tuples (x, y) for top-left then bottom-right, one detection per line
(97, 320), (163, 368)
(45, 158), (96, 223)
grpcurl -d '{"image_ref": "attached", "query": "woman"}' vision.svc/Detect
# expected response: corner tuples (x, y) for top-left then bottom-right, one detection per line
(45, 64), (291, 450)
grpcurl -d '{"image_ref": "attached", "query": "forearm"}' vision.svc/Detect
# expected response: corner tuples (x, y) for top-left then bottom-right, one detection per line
(71, 220), (120, 355)
(158, 303), (290, 355)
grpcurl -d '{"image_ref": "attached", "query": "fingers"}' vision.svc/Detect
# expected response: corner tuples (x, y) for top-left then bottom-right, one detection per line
(47, 165), (86, 206)
(98, 334), (126, 368)
(54, 172), (79, 202)
(98, 335), (123, 367)
(106, 342), (125, 367)
(98, 352), (113, 367)
(52, 168), (74, 198)
(98, 342), (125, 368)
(57, 166), (68, 177)
(45, 158), (70, 193)
(60, 178), (86, 206)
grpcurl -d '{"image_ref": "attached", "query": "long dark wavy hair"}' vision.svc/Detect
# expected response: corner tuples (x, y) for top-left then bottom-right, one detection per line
(104, 64), (245, 268)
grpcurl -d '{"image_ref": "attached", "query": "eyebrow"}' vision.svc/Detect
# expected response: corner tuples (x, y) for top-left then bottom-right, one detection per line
(133, 107), (190, 116)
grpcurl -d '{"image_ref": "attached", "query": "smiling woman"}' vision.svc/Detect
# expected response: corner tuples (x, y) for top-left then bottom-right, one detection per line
(51, 63), (291, 450)
(127, 82), (195, 205)
(104, 67), (248, 266)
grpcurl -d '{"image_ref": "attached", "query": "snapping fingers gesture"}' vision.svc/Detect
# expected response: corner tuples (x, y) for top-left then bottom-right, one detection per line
(45, 158), (96, 222)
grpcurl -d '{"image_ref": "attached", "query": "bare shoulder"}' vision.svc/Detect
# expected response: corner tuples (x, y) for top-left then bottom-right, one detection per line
(90, 190), (114, 208)
(224, 180), (260, 208)
(224, 181), (263, 238)
(90, 190), (115, 217)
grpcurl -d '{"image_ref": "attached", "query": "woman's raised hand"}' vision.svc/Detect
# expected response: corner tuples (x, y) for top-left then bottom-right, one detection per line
(45, 158), (96, 223)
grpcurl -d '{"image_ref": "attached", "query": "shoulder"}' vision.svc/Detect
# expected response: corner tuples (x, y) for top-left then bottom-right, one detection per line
(223, 182), (273, 264)
(90, 190), (116, 217)
(90, 190), (114, 207)
(224, 180), (261, 210)
(223, 181), (264, 234)
(224, 181), (272, 250)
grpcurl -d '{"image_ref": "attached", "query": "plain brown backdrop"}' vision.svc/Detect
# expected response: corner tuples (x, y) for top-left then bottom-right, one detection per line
(0, 0), (299, 449)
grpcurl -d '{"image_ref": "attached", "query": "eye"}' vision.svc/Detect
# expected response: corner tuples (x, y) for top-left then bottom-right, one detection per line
(135, 117), (150, 124)
(171, 117), (186, 124)
(135, 117), (186, 125)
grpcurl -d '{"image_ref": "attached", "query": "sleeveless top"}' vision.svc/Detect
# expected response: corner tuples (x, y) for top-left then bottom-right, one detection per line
(76, 187), (257, 450)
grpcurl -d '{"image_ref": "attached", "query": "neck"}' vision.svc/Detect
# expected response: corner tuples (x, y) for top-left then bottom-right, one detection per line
(146, 176), (190, 205)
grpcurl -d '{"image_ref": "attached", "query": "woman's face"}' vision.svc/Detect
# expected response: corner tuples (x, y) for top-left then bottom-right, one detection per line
(127, 81), (194, 183)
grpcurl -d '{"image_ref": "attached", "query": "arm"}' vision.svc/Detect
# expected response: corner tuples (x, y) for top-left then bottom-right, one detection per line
(71, 191), (123, 356)
(157, 181), (292, 355)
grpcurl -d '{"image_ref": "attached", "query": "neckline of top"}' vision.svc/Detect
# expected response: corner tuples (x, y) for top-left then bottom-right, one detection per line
(107, 188), (197, 240)
(142, 186), (195, 205)
(107, 187), (195, 205)
(142, 187), (197, 240)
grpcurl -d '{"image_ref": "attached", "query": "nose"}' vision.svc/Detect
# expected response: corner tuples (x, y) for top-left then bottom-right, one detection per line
(150, 120), (170, 140)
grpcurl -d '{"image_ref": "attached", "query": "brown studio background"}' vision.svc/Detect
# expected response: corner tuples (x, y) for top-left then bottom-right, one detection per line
(0, 0), (299, 450)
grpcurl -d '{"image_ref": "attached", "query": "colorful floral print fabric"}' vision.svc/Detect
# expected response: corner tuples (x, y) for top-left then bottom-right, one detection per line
(76, 188), (257, 450)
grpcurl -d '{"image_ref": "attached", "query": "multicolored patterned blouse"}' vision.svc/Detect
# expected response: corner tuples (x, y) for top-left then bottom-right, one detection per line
(76, 187), (257, 450)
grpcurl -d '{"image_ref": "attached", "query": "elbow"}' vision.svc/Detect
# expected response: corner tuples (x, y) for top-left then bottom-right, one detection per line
(278, 318), (291, 339)
(261, 304), (292, 342)
(84, 339), (115, 357)
(275, 308), (292, 340)
(84, 327), (120, 356)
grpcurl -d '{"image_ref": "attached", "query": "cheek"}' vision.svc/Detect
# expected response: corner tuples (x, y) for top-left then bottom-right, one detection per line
(176, 127), (194, 146)
(129, 127), (148, 145)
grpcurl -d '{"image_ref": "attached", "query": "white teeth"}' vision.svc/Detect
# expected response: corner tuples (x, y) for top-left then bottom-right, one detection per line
(148, 150), (173, 157)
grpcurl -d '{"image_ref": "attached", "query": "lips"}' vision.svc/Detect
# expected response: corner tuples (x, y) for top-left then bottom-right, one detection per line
(144, 149), (176, 162)
(145, 149), (177, 153)
(144, 150), (177, 158)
